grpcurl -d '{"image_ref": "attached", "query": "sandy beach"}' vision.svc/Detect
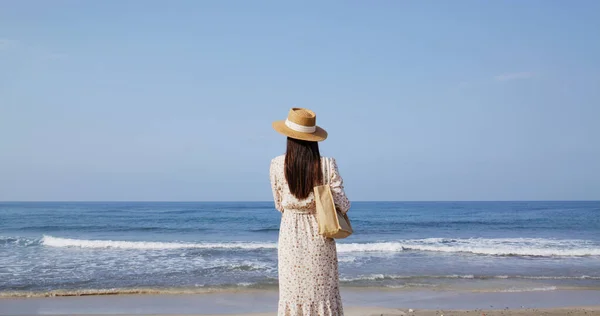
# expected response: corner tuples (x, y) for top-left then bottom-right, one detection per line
(2, 289), (599, 316)
(7, 307), (600, 316)
(208, 306), (600, 316)
(4, 306), (600, 316)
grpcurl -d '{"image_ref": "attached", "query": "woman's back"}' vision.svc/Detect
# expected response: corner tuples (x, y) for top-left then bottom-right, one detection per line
(270, 154), (350, 214)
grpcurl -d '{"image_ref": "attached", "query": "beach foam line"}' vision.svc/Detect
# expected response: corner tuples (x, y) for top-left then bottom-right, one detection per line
(498, 286), (558, 292)
(0, 284), (587, 298)
(0, 286), (273, 298)
(39, 235), (600, 257)
(340, 274), (600, 282)
(0, 281), (282, 298)
(41, 235), (277, 250)
(338, 238), (600, 257)
(341, 274), (476, 282)
(0, 236), (37, 247)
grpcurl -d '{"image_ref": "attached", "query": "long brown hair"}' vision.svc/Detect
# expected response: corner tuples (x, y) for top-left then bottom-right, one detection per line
(284, 137), (323, 200)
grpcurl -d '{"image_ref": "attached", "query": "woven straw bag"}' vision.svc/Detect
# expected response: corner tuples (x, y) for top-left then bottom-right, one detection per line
(314, 157), (353, 239)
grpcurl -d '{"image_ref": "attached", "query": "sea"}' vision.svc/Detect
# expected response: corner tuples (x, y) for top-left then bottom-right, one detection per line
(1, 201), (599, 298)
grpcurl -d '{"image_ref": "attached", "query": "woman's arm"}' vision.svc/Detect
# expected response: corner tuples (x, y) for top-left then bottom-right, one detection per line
(329, 158), (351, 214)
(269, 159), (284, 212)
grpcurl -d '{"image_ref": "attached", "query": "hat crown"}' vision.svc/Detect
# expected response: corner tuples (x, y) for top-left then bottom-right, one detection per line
(287, 108), (316, 127)
(272, 107), (327, 142)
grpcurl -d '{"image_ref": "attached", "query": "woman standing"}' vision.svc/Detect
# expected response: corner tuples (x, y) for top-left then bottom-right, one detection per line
(270, 108), (351, 316)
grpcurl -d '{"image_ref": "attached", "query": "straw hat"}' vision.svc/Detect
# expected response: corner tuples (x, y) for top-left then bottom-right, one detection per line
(272, 107), (328, 142)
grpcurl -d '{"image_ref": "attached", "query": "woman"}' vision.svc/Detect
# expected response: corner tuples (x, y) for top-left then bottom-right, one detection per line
(269, 107), (351, 316)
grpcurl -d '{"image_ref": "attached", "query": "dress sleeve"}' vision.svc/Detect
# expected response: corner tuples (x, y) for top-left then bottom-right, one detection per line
(329, 158), (351, 214)
(269, 159), (284, 213)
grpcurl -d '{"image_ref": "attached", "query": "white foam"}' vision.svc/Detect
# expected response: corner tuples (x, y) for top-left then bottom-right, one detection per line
(207, 259), (273, 272)
(338, 256), (357, 263)
(384, 285), (406, 289)
(0, 236), (37, 246)
(337, 242), (405, 253)
(340, 274), (600, 282)
(341, 274), (389, 281)
(41, 235), (600, 257)
(449, 274), (474, 279)
(499, 286), (557, 292)
(517, 275), (600, 280)
(41, 235), (277, 250)
(236, 282), (254, 287)
(337, 237), (600, 257)
(340, 274), (477, 282)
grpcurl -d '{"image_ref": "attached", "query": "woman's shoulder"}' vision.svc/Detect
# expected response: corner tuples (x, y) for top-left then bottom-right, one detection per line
(271, 154), (285, 163)
(321, 156), (338, 163)
(270, 155), (285, 168)
(322, 156), (342, 172)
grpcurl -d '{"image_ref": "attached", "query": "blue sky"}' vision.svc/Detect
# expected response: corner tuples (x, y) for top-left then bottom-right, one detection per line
(1, 1), (599, 201)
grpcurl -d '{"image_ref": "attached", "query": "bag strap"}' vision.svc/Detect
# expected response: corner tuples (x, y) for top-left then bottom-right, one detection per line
(327, 157), (332, 186)
(321, 157), (330, 186)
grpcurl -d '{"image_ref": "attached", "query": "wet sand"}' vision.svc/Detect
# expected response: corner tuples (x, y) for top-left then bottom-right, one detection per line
(1, 289), (599, 315)
(235, 306), (600, 316)
(5, 307), (600, 316)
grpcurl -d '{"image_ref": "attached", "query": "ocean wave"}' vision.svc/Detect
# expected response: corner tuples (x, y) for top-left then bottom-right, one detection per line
(340, 274), (600, 282)
(338, 256), (357, 263)
(250, 228), (280, 232)
(340, 274), (476, 282)
(384, 283), (440, 289)
(41, 235), (277, 250)
(515, 275), (600, 280)
(337, 238), (600, 257)
(16, 225), (206, 233)
(32, 236), (600, 257)
(0, 281), (281, 298)
(0, 286), (258, 298)
(498, 286), (558, 292)
(471, 286), (565, 293)
(0, 284), (566, 298)
(0, 236), (37, 247)
(201, 261), (272, 272)
(0, 236), (18, 244)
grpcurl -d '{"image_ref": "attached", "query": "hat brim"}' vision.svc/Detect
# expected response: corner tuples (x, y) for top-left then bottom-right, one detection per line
(272, 120), (328, 142)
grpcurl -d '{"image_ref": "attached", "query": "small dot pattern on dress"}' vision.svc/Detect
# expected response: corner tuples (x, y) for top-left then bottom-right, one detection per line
(269, 155), (351, 316)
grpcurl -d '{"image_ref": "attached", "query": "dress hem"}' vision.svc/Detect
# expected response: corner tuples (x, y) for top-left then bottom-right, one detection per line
(278, 297), (344, 316)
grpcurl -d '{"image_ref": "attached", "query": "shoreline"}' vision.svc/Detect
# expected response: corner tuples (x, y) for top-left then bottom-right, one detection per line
(2, 289), (600, 315)
(204, 307), (600, 316)
(3, 283), (600, 299)
(6, 307), (600, 316)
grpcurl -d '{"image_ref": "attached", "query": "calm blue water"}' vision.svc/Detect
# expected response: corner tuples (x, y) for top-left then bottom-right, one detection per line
(1, 201), (599, 297)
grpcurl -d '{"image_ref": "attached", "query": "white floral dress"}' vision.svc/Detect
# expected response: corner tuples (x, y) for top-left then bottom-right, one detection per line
(269, 155), (351, 316)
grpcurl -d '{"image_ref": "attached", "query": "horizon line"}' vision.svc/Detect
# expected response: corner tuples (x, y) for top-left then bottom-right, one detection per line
(1, 200), (599, 203)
